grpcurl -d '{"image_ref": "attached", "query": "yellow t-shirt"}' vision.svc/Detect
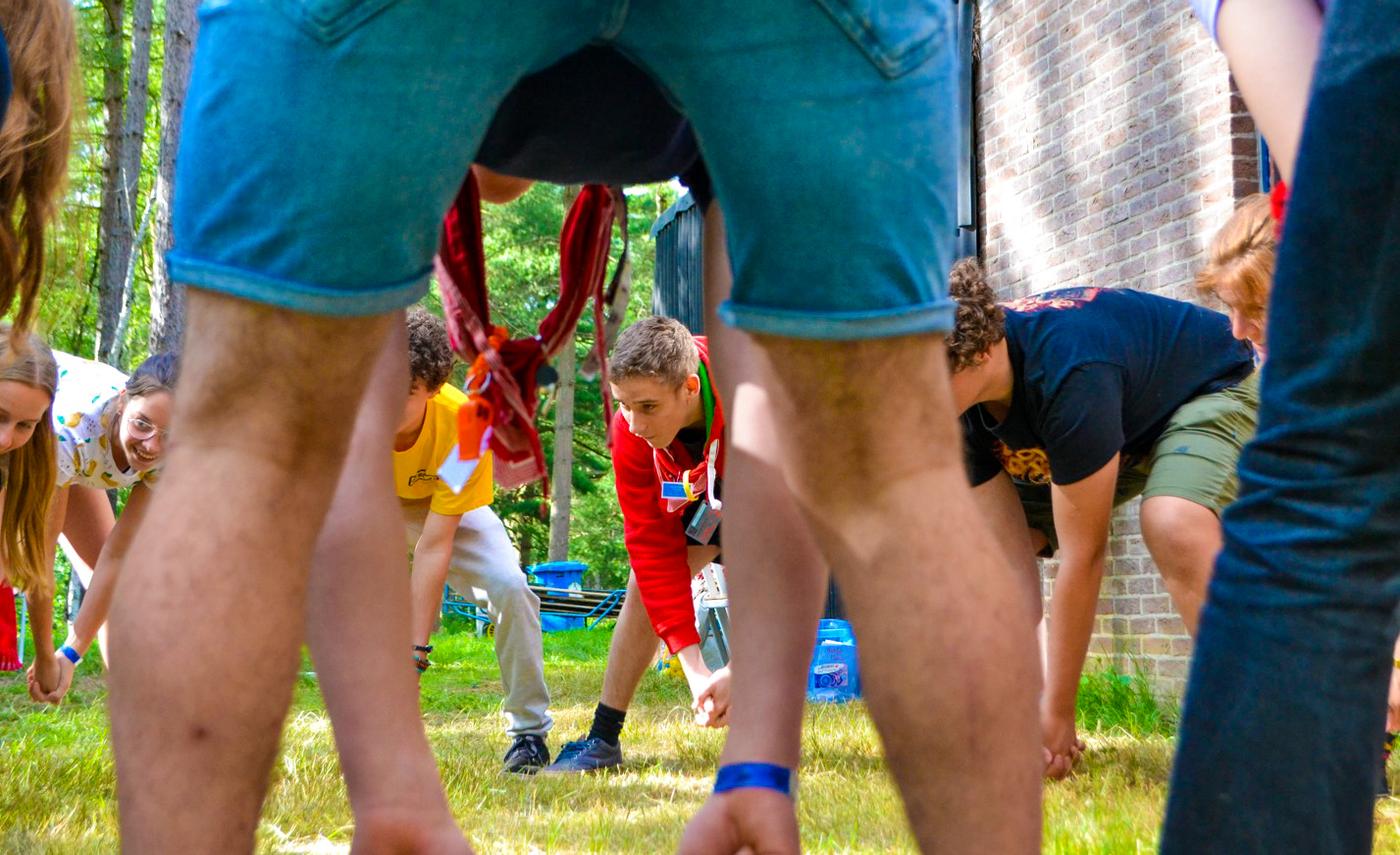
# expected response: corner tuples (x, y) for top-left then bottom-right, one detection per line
(393, 384), (493, 515)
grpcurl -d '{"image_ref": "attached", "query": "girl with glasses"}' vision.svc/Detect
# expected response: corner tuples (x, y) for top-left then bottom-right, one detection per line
(27, 351), (178, 703)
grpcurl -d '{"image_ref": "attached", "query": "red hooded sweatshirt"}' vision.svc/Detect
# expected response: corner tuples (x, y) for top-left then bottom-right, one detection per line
(610, 336), (724, 653)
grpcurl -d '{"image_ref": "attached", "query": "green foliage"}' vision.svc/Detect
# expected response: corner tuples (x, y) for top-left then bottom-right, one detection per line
(39, 1), (172, 365)
(1075, 662), (1179, 737)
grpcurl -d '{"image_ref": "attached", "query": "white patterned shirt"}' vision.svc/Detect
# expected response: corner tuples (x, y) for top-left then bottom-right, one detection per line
(52, 351), (159, 490)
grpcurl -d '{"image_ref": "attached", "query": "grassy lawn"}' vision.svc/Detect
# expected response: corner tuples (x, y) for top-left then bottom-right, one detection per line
(4, 624), (1400, 853)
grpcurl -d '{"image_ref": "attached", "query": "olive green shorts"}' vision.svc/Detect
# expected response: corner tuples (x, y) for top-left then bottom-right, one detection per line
(1017, 372), (1259, 554)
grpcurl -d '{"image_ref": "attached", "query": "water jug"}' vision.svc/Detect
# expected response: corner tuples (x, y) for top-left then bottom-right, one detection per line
(808, 618), (860, 703)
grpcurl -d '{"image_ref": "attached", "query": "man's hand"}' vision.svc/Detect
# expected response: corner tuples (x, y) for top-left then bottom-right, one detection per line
(1041, 708), (1085, 780)
(678, 789), (800, 855)
(27, 654), (75, 705)
(677, 643), (716, 719)
(693, 666), (732, 728)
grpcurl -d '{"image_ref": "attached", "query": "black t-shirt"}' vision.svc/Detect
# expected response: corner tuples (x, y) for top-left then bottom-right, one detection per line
(477, 45), (712, 208)
(963, 287), (1254, 487)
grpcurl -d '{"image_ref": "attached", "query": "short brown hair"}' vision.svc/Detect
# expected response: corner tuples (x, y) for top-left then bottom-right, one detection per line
(611, 317), (698, 388)
(406, 307), (454, 390)
(1195, 193), (1275, 324)
(946, 257), (1005, 372)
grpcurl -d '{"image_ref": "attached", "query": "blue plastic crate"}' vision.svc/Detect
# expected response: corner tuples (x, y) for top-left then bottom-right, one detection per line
(529, 561), (588, 591)
(540, 613), (586, 632)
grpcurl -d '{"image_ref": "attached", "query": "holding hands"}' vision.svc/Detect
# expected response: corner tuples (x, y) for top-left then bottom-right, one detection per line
(26, 648), (75, 705)
(1042, 707), (1085, 780)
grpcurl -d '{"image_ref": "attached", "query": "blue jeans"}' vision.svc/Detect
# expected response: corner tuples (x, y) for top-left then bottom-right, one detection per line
(169, 0), (959, 340)
(1162, 2), (1400, 852)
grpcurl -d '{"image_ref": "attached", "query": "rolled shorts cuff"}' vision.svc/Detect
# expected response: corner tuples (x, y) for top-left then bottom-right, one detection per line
(717, 298), (955, 341)
(168, 252), (431, 317)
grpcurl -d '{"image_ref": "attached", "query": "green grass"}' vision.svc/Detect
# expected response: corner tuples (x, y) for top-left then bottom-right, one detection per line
(3, 628), (1400, 853)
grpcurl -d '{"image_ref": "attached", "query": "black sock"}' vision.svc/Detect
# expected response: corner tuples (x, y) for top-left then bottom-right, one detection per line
(588, 702), (627, 746)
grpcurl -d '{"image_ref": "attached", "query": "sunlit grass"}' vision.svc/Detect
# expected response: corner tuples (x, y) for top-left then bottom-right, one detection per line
(3, 627), (1399, 852)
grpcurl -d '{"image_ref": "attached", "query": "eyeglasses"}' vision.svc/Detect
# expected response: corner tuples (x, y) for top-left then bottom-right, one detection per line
(126, 413), (169, 443)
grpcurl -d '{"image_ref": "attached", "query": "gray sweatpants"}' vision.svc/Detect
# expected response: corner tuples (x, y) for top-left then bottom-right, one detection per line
(402, 503), (552, 738)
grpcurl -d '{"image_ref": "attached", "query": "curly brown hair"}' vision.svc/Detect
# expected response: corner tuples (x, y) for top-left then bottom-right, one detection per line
(946, 257), (1005, 371)
(406, 307), (454, 390)
(0, 0), (77, 342)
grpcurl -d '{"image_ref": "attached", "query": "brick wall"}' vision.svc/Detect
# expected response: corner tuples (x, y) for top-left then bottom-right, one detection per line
(975, 0), (1260, 698)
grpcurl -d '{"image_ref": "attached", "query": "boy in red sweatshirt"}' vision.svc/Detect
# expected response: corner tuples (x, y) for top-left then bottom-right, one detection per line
(547, 316), (728, 772)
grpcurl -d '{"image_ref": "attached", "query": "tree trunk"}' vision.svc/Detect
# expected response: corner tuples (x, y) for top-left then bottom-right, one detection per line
(94, 0), (125, 360)
(547, 330), (577, 563)
(149, 0), (198, 355)
(111, 186), (158, 368)
(96, 0), (155, 364)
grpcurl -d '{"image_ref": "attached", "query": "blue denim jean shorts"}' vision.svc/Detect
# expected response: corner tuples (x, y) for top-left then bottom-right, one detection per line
(168, 0), (959, 340)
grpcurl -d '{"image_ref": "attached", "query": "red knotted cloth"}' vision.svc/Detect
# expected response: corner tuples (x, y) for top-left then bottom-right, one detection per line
(435, 173), (618, 495)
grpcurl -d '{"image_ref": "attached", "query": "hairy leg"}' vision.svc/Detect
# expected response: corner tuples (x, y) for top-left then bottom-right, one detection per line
(756, 332), (1042, 853)
(600, 572), (663, 711)
(108, 291), (393, 853)
(1140, 496), (1221, 635)
(303, 319), (470, 853)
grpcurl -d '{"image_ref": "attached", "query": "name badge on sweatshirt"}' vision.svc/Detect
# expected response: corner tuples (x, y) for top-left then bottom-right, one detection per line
(661, 481), (691, 501)
(437, 444), (480, 494)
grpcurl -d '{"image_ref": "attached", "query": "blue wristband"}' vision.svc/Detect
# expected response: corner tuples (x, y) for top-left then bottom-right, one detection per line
(714, 762), (793, 796)
(58, 645), (81, 665)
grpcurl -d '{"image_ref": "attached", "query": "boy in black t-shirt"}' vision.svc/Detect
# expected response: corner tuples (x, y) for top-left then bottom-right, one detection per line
(947, 259), (1258, 780)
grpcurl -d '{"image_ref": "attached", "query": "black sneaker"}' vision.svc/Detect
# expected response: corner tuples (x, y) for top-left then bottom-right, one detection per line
(541, 736), (623, 773)
(503, 734), (550, 774)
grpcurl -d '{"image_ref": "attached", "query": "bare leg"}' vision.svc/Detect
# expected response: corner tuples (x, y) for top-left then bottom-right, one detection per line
(1139, 496), (1222, 636)
(304, 319), (470, 852)
(60, 485), (113, 572)
(108, 292), (394, 853)
(756, 332), (1042, 852)
(599, 572), (663, 711)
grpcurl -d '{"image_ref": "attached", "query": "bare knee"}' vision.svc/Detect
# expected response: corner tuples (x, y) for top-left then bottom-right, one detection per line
(1140, 496), (1221, 581)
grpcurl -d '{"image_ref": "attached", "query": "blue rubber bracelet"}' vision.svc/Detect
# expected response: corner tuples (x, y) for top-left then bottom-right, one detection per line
(714, 762), (793, 796)
(58, 645), (81, 665)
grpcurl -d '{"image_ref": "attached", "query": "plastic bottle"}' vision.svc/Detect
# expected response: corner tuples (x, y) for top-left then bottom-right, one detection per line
(808, 619), (861, 703)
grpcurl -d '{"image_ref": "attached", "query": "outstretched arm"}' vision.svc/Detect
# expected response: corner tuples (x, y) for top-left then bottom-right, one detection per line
(1041, 455), (1119, 778)
(67, 482), (154, 659)
(25, 485), (69, 700)
(409, 510), (461, 652)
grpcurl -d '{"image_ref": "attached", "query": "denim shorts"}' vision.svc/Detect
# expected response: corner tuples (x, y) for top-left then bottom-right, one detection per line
(168, 0), (960, 340)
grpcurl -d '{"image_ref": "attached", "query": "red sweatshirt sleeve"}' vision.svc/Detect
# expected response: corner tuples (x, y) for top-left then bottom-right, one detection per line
(610, 411), (701, 653)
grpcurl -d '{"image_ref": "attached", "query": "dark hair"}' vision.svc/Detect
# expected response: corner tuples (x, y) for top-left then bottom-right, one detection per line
(946, 257), (1006, 372)
(611, 316), (698, 388)
(406, 307), (454, 390)
(125, 351), (179, 398)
